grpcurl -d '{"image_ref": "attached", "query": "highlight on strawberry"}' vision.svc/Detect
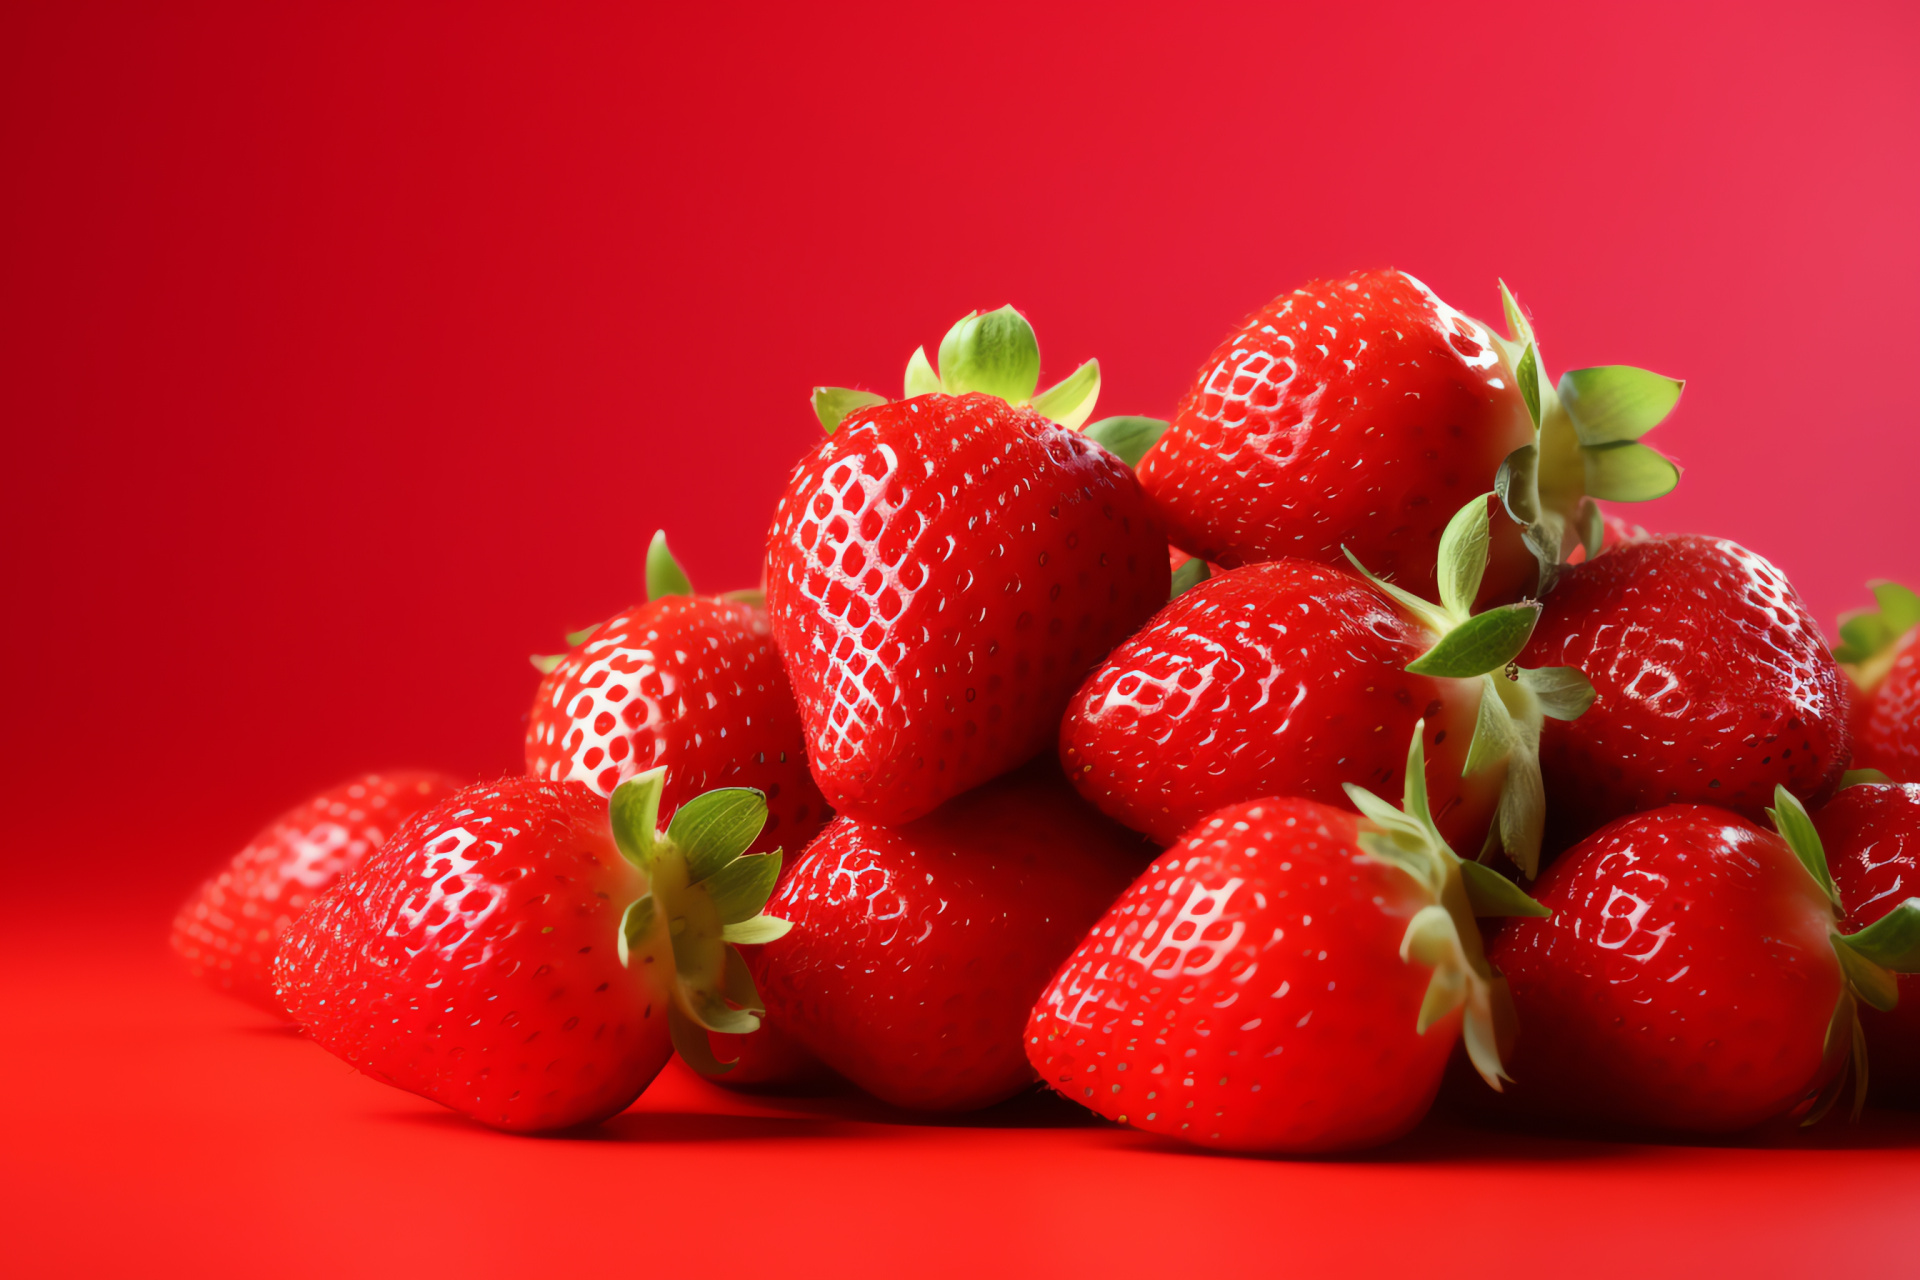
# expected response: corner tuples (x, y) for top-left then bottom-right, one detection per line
(1028, 723), (1546, 1154)
(273, 769), (791, 1132)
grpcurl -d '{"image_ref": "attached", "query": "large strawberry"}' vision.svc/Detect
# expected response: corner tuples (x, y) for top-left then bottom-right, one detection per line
(1029, 724), (1545, 1154)
(1136, 270), (1682, 599)
(527, 531), (826, 851)
(274, 769), (792, 1132)
(751, 763), (1150, 1111)
(171, 770), (464, 1013)
(1835, 581), (1920, 782)
(1062, 492), (1595, 877)
(1815, 781), (1920, 1102)
(769, 308), (1169, 825)
(1486, 790), (1920, 1133)
(1518, 534), (1852, 848)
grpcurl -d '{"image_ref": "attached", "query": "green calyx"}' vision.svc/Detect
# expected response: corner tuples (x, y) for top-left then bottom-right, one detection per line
(1835, 580), (1920, 694)
(1489, 281), (1685, 592)
(1768, 785), (1920, 1122)
(1082, 415), (1168, 468)
(1345, 722), (1547, 1091)
(646, 530), (693, 601)
(1169, 555), (1210, 601)
(607, 768), (793, 1074)
(810, 305), (1102, 435)
(1344, 493), (1596, 878)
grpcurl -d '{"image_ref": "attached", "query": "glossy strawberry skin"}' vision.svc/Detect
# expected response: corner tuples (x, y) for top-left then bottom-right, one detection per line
(1816, 783), (1920, 1101)
(1030, 797), (1457, 1154)
(1060, 558), (1498, 850)
(766, 393), (1170, 827)
(753, 766), (1150, 1111)
(171, 771), (464, 1013)
(1488, 805), (1843, 1133)
(1853, 630), (1920, 782)
(1520, 535), (1851, 846)
(274, 778), (673, 1133)
(1138, 269), (1535, 601)
(526, 594), (826, 853)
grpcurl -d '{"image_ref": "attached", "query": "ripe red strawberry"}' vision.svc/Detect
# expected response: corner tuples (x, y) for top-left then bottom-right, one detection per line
(752, 764), (1151, 1111)
(1815, 781), (1920, 1101)
(171, 770), (463, 1013)
(274, 769), (792, 1132)
(527, 532), (826, 852)
(1136, 270), (1682, 599)
(1062, 493), (1596, 877)
(1519, 534), (1852, 847)
(1487, 791), (1920, 1132)
(1029, 725), (1544, 1154)
(1836, 581), (1920, 783)
(769, 309), (1169, 825)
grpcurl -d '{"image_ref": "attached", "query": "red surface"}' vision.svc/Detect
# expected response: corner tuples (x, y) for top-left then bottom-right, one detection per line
(3, 3), (1919, 1274)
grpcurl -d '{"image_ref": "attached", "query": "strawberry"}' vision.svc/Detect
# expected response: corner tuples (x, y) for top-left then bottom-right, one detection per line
(1815, 780), (1920, 1102)
(1061, 493), (1596, 877)
(1136, 270), (1683, 599)
(1835, 581), (1920, 783)
(170, 770), (464, 1013)
(273, 769), (792, 1132)
(1486, 790), (1920, 1132)
(526, 531), (826, 851)
(1029, 724), (1544, 1154)
(751, 763), (1151, 1111)
(770, 308), (1169, 825)
(1518, 534), (1852, 848)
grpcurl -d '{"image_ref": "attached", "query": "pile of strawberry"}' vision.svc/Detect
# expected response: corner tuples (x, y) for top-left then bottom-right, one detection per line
(173, 270), (1920, 1152)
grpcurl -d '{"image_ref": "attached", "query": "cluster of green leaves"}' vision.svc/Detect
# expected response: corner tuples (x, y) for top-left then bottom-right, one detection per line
(609, 768), (792, 1074)
(1834, 581), (1920, 666)
(811, 305), (1102, 434)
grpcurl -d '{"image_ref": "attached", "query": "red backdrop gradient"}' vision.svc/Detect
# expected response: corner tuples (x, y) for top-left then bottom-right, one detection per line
(4, 5), (1920, 1276)
(4, 2), (1917, 888)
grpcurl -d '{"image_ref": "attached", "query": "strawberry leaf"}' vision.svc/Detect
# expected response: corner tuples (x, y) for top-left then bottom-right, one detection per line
(646, 530), (693, 601)
(1029, 358), (1102, 429)
(1768, 784), (1840, 910)
(1463, 675), (1520, 776)
(667, 788), (768, 883)
(564, 624), (600, 647)
(1835, 581), (1920, 665)
(1576, 497), (1604, 561)
(1082, 415), (1168, 468)
(1459, 860), (1550, 918)
(1406, 603), (1542, 678)
(1834, 938), (1901, 1013)
(903, 345), (941, 398)
(668, 1003), (735, 1075)
(721, 944), (765, 1015)
(1516, 665), (1597, 721)
(616, 893), (656, 968)
(1435, 493), (1492, 618)
(1843, 768), (1893, 788)
(1515, 344), (1542, 432)
(1558, 365), (1684, 446)
(529, 653), (564, 675)
(722, 914), (794, 945)
(703, 850), (784, 925)
(811, 386), (886, 436)
(1498, 279), (1535, 346)
(1495, 443), (1541, 526)
(609, 768), (666, 869)
(1168, 555), (1210, 601)
(1582, 441), (1681, 503)
(1839, 899), (1920, 975)
(937, 306), (1040, 403)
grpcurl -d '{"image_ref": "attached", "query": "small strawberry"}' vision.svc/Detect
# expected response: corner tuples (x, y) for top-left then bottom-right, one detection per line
(1519, 534), (1852, 847)
(752, 764), (1151, 1111)
(1835, 581), (1920, 783)
(274, 769), (792, 1132)
(770, 308), (1169, 825)
(1815, 780), (1920, 1102)
(1487, 789), (1920, 1133)
(171, 770), (464, 1013)
(527, 531), (826, 851)
(1136, 270), (1683, 599)
(1062, 492), (1596, 877)
(1029, 724), (1545, 1154)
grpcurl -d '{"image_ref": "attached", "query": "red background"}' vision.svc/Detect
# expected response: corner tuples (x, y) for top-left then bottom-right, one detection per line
(3, 3), (1918, 1275)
